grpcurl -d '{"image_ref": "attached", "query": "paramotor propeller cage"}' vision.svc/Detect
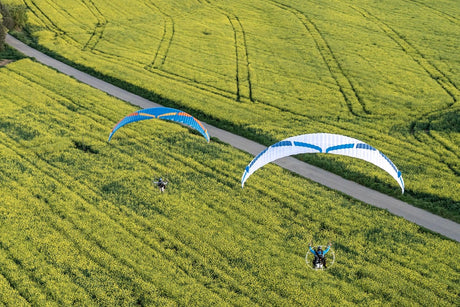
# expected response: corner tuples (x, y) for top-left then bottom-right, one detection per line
(153, 177), (168, 193)
(305, 246), (335, 270)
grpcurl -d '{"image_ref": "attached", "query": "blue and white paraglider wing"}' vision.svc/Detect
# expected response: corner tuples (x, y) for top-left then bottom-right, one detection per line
(241, 133), (404, 193)
(108, 107), (210, 142)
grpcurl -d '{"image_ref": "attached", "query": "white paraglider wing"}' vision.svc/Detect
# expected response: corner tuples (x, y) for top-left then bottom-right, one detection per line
(241, 133), (404, 193)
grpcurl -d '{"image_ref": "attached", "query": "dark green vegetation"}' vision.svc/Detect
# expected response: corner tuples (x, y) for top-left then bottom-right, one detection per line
(5, 0), (459, 221)
(0, 43), (21, 59)
(0, 58), (459, 305)
(0, 1), (27, 51)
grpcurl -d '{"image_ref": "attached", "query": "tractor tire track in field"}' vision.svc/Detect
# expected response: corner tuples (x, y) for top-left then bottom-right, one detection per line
(351, 6), (460, 171)
(145, 0), (254, 103)
(408, 107), (460, 176)
(270, 1), (370, 116)
(24, 0), (65, 38)
(351, 6), (460, 104)
(406, 0), (459, 25)
(141, 2), (240, 100)
(226, 14), (252, 102)
(201, 0), (254, 102)
(23, 0), (80, 48)
(81, 0), (107, 51)
(152, 67), (238, 100)
(144, 1), (175, 69)
(233, 16), (254, 102)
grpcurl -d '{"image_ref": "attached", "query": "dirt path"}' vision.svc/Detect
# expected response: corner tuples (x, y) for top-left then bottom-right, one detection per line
(6, 34), (459, 242)
(0, 59), (14, 66)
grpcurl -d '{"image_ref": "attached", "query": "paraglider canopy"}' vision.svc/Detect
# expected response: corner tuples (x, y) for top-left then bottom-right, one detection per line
(241, 133), (404, 193)
(108, 107), (210, 142)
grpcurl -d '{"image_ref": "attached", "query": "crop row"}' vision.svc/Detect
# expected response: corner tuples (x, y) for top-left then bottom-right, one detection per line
(0, 59), (458, 304)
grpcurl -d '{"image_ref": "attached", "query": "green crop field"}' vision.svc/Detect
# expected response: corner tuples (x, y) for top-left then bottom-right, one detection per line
(4, 0), (460, 221)
(0, 58), (458, 305)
